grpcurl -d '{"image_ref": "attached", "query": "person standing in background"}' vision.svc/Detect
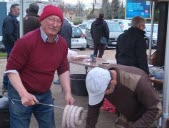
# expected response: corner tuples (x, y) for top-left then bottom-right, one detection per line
(59, 19), (72, 49)
(115, 16), (149, 74)
(2, 3), (20, 90)
(91, 13), (109, 58)
(5, 5), (74, 128)
(23, 3), (40, 34)
(53, 18), (72, 84)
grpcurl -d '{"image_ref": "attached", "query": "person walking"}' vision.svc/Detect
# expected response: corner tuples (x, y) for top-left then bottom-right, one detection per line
(91, 13), (109, 58)
(115, 16), (149, 74)
(5, 5), (74, 128)
(23, 3), (40, 34)
(85, 65), (162, 128)
(2, 3), (20, 89)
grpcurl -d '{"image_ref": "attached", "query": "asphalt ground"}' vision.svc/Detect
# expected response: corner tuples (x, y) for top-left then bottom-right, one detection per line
(0, 48), (118, 128)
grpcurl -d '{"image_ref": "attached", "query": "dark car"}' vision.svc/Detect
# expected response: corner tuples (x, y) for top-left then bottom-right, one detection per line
(85, 20), (123, 48)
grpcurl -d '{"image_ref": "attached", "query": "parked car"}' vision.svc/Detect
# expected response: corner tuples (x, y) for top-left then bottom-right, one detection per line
(64, 18), (74, 25)
(71, 25), (87, 50)
(144, 23), (158, 48)
(85, 20), (123, 48)
(78, 23), (87, 34)
(0, 41), (5, 53)
(114, 19), (131, 31)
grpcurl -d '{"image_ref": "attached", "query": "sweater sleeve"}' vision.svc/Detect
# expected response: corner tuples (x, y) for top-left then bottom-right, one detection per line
(6, 38), (30, 71)
(86, 101), (103, 128)
(131, 75), (162, 128)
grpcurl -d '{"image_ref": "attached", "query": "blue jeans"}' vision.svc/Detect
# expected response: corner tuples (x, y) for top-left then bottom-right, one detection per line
(3, 46), (12, 86)
(8, 82), (56, 128)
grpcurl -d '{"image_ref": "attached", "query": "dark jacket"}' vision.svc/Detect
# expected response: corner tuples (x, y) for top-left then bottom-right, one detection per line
(90, 18), (109, 44)
(23, 12), (40, 35)
(86, 64), (162, 128)
(59, 19), (72, 49)
(116, 27), (149, 74)
(2, 13), (19, 48)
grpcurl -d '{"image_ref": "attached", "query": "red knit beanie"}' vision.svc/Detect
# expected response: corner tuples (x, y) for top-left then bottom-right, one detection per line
(39, 5), (64, 23)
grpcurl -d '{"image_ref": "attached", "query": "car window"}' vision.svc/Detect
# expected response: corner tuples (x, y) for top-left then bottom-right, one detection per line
(79, 24), (86, 29)
(145, 24), (158, 33)
(86, 21), (93, 30)
(108, 22), (123, 32)
(72, 27), (82, 38)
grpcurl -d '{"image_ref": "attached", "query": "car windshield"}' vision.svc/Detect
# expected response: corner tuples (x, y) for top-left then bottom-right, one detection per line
(72, 27), (82, 38)
(108, 22), (123, 32)
(145, 24), (158, 33)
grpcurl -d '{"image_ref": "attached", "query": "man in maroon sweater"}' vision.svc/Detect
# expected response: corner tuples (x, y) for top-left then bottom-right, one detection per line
(85, 65), (162, 128)
(5, 5), (74, 128)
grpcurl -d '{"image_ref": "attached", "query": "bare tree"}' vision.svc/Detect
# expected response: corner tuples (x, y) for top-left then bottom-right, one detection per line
(111, 0), (120, 19)
(101, 0), (112, 19)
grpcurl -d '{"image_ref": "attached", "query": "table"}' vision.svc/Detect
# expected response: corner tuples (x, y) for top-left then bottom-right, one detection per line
(69, 58), (116, 74)
(149, 77), (163, 85)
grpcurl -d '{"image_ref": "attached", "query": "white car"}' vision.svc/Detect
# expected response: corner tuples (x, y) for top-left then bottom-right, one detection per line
(144, 23), (158, 48)
(114, 19), (131, 31)
(78, 24), (87, 35)
(71, 25), (87, 50)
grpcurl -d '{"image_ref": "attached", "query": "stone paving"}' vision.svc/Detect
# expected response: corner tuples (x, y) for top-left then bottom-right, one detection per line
(0, 49), (117, 128)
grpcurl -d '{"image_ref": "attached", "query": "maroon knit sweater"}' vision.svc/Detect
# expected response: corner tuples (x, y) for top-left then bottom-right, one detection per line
(6, 29), (69, 94)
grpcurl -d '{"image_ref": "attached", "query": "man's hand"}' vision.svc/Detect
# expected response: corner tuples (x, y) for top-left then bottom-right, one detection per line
(20, 92), (39, 106)
(65, 93), (75, 105)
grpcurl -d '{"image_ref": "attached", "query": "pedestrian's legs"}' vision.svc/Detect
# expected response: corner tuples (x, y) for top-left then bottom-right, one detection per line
(98, 44), (106, 58)
(94, 43), (99, 57)
(3, 46), (12, 88)
(8, 82), (32, 128)
(34, 91), (56, 128)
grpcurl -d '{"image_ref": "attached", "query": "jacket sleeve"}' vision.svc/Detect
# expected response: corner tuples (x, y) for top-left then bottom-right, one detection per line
(135, 37), (149, 74)
(3, 17), (17, 43)
(131, 75), (162, 128)
(90, 22), (94, 39)
(115, 35), (121, 62)
(86, 101), (103, 128)
(103, 22), (109, 40)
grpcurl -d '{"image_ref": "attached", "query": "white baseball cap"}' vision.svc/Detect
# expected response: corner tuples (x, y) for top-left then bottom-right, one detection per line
(86, 67), (111, 105)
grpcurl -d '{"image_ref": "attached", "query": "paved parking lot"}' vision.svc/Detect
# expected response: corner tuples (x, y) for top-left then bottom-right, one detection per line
(0, 48), (117, 128)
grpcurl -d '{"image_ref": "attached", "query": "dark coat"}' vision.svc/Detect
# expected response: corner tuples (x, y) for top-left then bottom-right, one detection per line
(59, 19), (72, 49)
(2, 13), (19, 48)
(116, 27), (149, 74)
(23, 12), (40, 35)
(90, 18), (109, 44)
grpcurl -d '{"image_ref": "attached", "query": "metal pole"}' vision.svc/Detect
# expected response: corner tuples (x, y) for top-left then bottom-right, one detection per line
(148, 1), (155, 64)
(19, 0), (23, 38)
(161, 2), (169, 128)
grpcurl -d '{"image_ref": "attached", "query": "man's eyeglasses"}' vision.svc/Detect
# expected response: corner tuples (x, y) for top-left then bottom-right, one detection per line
(46, 18), (62, 25)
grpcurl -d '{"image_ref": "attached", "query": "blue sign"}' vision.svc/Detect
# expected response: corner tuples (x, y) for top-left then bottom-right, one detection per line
(125, 0), (151, 19)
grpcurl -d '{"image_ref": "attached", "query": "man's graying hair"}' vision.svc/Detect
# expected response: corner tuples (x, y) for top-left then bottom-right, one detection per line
(10, 3), (19, 11)
(131, 16), (145, 28)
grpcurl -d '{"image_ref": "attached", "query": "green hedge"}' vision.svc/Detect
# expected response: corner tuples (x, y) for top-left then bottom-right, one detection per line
(0, 52), (7, 58)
